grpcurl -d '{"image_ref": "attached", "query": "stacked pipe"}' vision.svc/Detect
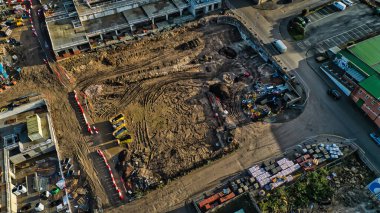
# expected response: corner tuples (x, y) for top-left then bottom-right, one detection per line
(73, 90), (93, 134)
(97, 149), (124, 200)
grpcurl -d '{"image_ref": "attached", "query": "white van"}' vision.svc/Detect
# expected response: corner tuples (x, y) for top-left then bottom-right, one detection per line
(342, 0), (353, 6)
(333, 1), (346, 11)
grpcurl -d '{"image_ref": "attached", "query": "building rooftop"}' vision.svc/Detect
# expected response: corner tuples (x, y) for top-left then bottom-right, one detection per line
(46, 18), (88, 51)
(142, 0), (178, 19)
(337, 35), (380, 100)
(123, 7), (149, 25)
(338, 50), (376, 77)
(348, 35), (380, 74)
(0, 98), (70, 213)
(359, 74), (380, 100)
(171, 0), (188, 9)
(83, 12), (128, 36)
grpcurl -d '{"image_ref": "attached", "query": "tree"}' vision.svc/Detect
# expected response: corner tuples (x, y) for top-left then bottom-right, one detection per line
(293, 22), (305, 36)
(301, 8), (309, 16)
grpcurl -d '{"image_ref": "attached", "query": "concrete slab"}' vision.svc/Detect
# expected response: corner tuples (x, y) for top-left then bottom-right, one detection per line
(142, 0), (179, 19)
(171, 0), (188, 9)
(83, 13), (128, 35)
(123, 7), (149, 25)
(46, 18), (88, 51)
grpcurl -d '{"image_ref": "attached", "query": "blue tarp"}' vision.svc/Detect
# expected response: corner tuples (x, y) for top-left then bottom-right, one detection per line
(0, 63), (8, 79)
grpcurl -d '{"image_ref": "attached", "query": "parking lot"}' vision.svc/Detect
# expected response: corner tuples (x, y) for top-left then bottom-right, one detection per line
(315, 23), (380, 52)
(307, 0), (361, 24)
(296, 0), (380, 51)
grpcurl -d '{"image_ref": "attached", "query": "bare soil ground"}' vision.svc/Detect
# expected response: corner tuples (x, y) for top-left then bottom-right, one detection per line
(61, 20), (253, 182)
(1, 16), (284, 210)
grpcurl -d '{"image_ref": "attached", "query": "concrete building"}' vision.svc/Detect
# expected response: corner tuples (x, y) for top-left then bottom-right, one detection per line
(332, 35), (380, 128)
(43, 0), (222, 59)
(0, 99), (69, 212)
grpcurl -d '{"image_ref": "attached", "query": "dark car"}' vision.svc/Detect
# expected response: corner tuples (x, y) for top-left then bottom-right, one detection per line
(303, 16), (311, 24)
(327, 89), (342, 100)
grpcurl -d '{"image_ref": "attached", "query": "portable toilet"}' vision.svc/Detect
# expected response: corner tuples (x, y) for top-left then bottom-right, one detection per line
(41, 191), (51, 199)
(12, 187), (21, 196)
(17, 185), (27, 193)
(35, 203), (44, 212)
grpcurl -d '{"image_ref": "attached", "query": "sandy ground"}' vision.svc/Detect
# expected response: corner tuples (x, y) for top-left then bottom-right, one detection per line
(60, 19), (254, 183)
(109, 124), (282, 212)
(0, 16), (287, 211)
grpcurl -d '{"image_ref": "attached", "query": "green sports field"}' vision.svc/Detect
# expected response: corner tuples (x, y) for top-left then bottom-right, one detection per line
(348, 35), (380, 73)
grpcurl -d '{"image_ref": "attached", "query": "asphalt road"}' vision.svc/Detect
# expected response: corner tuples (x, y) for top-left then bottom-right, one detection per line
(228, 0), (380, 171)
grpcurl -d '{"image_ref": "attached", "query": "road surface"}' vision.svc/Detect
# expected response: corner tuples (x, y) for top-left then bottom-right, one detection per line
(228, 0), (380, 171)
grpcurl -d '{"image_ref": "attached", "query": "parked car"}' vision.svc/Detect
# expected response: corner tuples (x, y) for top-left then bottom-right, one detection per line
(333, 1), (347, 11)
(369, 133), (380, 145)
(342, 0), (353, 6)
(327, 89), (342, 100)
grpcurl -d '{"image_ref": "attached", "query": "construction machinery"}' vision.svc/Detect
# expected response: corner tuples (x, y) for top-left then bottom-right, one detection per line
(109, 113), (134, 145)
(112, 125), (128, 138)
(109, 114), (125, 126)
(117, 134), (133, 146)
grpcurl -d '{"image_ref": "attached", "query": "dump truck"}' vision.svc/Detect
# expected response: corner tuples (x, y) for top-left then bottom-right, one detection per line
(109, 113), (125, 126)
(113, 126), (128, 139)
(117, 134), (133, 146)
(112, 119), (125, 130)
(113, 121), (126, 132)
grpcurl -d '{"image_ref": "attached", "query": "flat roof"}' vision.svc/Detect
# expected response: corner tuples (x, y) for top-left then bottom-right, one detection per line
(339, 50), (376, 77)
(74, 0), (140, 17)
(46, 18), (88, 51)
(26, 114), (40, 135)
(171, 0), (189, 9)
(122, 7), (149, 24)
(359, 74), (380, 100)
(348, 35), (380, 74)
(142, 0), (178, 18)
(83, 13), (128, 34)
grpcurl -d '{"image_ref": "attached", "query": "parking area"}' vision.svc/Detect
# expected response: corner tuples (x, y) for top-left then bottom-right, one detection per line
(295, 0), (380, 51)
(315, 23), (377, 52)
(307, 5), (336, 23)
(307, 0), (361, 23)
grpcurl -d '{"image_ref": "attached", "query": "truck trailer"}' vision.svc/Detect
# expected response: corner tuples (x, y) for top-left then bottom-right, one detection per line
(273, 40), (287, 53)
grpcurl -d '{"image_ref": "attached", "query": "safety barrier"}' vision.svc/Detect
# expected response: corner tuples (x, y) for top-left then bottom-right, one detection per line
(93, 126), (99, 134)
(97, 149), (124, 200)
(73, 90), (93, 134)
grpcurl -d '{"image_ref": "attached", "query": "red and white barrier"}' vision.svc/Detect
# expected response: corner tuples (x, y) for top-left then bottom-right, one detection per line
(97, 149), (124, 200)
(73, 90), (93, 134)
(93, 126), (99, 134)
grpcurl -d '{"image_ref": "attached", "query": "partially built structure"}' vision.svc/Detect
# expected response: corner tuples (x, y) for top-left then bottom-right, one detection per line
(44, 0), (222, 59)
(0, 99), (69, 213)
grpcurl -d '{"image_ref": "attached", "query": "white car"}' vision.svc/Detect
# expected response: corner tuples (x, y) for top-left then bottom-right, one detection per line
(342, 0), (353, 6)
(333, 1), (347, 11)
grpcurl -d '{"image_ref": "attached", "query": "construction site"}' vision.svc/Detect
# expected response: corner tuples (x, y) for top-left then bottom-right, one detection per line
(0, 8), (305, 211)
